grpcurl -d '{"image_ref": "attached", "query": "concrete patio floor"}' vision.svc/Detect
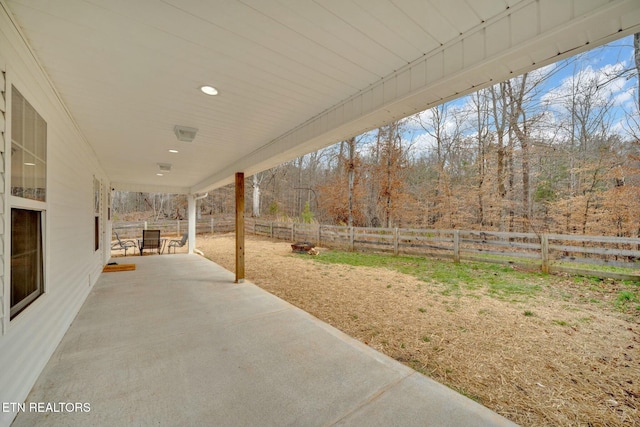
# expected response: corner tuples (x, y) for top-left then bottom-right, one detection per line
(12, 254), (518, 427)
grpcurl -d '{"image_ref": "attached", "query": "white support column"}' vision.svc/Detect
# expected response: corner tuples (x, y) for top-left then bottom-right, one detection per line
(188, 194), (196, 254)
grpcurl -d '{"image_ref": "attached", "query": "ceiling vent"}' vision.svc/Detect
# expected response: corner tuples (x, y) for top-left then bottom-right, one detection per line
(158, 163), (172, 172)
(174, 125), (198, 142)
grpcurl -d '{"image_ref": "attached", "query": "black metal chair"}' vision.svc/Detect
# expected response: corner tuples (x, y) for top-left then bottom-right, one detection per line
(111, 231), (137, 256)
(167, 233), (188, 254)
(139, 229), (162, 255)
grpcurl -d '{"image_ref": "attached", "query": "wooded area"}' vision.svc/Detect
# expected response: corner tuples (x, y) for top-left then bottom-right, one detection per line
(113, 38), (640, 238)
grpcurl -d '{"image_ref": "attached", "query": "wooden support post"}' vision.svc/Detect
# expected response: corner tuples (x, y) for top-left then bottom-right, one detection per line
(350, 227), (355, 252)
(393, 228), (399, 256)
(235, 172), (245, 283)
(541, 234), (549, 274)
(291, 222), (295, 242)
(453, 230), (460, 263)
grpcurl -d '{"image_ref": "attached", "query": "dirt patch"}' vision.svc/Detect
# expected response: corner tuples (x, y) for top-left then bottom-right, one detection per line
(196, 233), (639, 427)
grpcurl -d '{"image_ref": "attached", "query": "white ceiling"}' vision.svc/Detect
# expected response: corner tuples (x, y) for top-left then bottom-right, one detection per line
(4, 0), (640, 194)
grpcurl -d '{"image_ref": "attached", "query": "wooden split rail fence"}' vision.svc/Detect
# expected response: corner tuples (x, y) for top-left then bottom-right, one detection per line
(246, 219), (640, 281)
(112, 218), (640, 281)
(113, 218), (235, 239)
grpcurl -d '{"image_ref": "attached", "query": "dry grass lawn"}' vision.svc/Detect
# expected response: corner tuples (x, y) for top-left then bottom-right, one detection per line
(189, 233), (638, 427)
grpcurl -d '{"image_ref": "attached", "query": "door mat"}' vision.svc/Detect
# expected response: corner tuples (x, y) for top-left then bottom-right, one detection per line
(103, 264), (136, 272)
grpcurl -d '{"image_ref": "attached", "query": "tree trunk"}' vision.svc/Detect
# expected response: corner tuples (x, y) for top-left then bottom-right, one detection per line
(474, 91), (487, 226)
(507, 75), (531, 231)
(385, 144), (392, 228)
(252, 174), (261, 217)
(508, 127), (515, 232)
(490, 83), (508, 230)
(635, 33), (640, 110)
(347, 137), (356, 227)
(296, 156), (304, 215)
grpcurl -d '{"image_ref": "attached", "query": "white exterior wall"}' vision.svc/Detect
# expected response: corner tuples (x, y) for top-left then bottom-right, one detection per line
(0, 6), (109, 427)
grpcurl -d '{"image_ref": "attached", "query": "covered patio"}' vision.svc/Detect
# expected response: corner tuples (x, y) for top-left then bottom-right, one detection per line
(1, 1), (640, 426)
(12, 254), (515, 426)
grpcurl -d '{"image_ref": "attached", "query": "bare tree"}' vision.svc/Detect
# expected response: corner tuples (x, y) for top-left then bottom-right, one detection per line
(469, 89), (490, 226)
(414, 104), (464, 227)
(250, 173), (265, 217)
(634, 33), (640, 109)
(346, 137), (356, 227)
(489, 82), (511, 230)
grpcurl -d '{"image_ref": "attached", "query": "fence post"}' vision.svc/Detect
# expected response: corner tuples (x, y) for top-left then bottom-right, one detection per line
(541, 234), (549, 273)
(177, 220), (180, 236)
(394, 227), (399, 256)
(350, 227), (355, 251)
(270, 222), (274, 239)
(453, 230), (460, 263)
(317, 225), (321, 246)
(211, 218), (214, 234)
(291, 222), (295, 242)
(144, 221), (148, 231)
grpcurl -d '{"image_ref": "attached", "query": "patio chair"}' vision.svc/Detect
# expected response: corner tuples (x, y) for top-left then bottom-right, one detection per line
(111, 231), (137, 256)
(139, 229), (162, 255)
(167, 233), (188, 254)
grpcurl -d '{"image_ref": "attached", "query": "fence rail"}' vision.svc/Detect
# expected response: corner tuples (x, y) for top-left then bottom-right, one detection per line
(113, 218), (235, 239)
(112, 218), (640, 281)
(246, 219), (640, 281)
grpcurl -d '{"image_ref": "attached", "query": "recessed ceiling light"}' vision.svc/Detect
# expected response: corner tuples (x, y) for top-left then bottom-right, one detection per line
(156, 173), (164, 176)
(200, 85), (218, 96)
(168, 149), (179, 153)
(24, 162), (36, 166)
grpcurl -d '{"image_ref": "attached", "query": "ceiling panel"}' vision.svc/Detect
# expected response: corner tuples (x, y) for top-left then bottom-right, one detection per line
(159, 0), (378, 88)
(539, 0), (573, 32)
(463, 0), (508, 22)
(313, 0), (423, 62)
(352, 0), (438, 56)
(428, 0), (481, 35)
(511, 2), (539, 46)
(391, 0), (459, 45)
(252, 0), (394, 77)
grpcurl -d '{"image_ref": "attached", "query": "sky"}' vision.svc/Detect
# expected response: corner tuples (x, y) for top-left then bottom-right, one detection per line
(398, 34), (639, 156)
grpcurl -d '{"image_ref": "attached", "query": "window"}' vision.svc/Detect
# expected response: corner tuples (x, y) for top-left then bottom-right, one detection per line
(10, 86), (46, 319)
(94, 177), (100, 251)
(11, 89), (46, 201)
(10, 209), (43, 319)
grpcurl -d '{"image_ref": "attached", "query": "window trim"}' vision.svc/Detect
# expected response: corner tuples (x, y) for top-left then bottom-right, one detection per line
(9, 195), (45, 211)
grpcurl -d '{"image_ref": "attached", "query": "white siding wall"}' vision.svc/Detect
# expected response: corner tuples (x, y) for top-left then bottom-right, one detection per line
(0, 63), (5, 336)
(0, 6), (108, 427)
